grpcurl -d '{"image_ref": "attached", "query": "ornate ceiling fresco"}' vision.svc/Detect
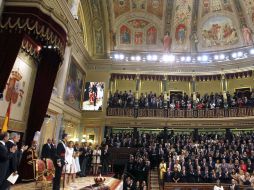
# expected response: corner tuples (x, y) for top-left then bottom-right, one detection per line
(79, 0), (254, 57)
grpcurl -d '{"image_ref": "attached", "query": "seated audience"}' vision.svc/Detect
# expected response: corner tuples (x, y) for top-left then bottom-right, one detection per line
(108, 90), (254, 110)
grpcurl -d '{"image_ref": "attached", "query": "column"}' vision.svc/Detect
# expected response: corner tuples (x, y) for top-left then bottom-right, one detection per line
(107, 77), (112, 107)
(54, 113), (64, 142)
(135, 74), (140, 107)
(191, 75), (197, 101)
(56, 44), (72, 100)
(162, 75), (168, 108)
(70, 0), (80, 20)
(190, 0), (199, 53)
(107, 77), (112, 99)
(221, 74), (227, 100)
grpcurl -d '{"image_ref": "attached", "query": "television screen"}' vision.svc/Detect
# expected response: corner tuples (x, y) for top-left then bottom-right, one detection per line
(82, 82), (104, 111)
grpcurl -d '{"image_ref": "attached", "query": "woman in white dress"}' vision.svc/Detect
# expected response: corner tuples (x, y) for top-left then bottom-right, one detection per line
(74, 142), (81, 174)
(92, 145), (101, 175)
(64, 141), (77, 185)
(97, 83), (104, 101)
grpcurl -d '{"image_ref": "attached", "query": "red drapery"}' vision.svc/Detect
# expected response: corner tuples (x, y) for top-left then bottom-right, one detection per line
(25, 48), (62, 145)
(0, 32), (24, 94)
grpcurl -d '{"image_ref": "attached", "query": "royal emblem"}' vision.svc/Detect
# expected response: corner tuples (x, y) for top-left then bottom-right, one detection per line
(5, 70), (24, 105)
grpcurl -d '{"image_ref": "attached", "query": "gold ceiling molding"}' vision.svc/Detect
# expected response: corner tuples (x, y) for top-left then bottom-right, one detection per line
(0, 17), (65, 56)
(0, 5), (67, 58)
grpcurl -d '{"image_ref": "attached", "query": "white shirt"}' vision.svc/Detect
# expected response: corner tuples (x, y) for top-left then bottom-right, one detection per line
(0, 141), (5, 146)
(214, 185), (224, 190)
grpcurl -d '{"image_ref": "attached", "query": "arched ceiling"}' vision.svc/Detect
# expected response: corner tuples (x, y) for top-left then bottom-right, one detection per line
(109, 0), (254, 53)
(79, 0), (254, 73)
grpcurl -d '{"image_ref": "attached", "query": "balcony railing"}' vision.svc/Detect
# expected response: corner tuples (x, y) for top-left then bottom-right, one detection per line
(106, 107), (254, 118)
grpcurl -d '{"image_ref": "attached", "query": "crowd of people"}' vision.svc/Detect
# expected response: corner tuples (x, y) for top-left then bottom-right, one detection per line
(0, 132), (111, 190)
(0, 132), (33, 189)
(123, 149), (150, 190)
(104, 130), (254, 188)
(108, 90), (254, 109)
(40, 137), (110, 188)
(2, 129), (254, 189)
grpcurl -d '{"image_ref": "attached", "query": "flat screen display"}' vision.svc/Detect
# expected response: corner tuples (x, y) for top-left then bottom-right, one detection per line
(82, 82), (104, 111)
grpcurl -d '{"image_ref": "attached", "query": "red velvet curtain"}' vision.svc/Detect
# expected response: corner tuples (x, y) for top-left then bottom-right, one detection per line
(0, 32), (24, 94)
(25, 48), (61, 145)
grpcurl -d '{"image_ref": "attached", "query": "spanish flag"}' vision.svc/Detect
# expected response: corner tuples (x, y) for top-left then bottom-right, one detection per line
(1, 101), (11, 132)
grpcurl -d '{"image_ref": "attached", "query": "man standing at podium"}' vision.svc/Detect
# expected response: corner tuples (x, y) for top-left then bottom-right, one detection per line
(53, 133), (68, 190)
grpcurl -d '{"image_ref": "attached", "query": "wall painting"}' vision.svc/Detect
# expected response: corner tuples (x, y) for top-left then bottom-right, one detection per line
(134, 32), (143, 44)
(64, 60), (85, 111)
(0, 57), (32, 121)
(147, 0), (164, 19)
(114, 0), (130, 18)
(120, 25), (131, 44)
(201, 16), (238, 48)
(146, 26), (157, 44)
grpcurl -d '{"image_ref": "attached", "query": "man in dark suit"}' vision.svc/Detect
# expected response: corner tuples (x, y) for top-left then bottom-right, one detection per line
(80, 142), (89, 177)
(6, 133), (28, 175)
(41, 138), (54, 160)
(5, 132), (28, 189)
(53, 133), (68, 190)
(0, 132), (16, 189)
(102, 145), (110, 175)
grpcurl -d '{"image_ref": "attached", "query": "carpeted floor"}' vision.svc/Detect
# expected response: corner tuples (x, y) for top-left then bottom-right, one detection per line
(11, 175), (122, 190)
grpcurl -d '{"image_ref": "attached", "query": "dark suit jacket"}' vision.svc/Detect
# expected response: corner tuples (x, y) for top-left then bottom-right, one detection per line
(55, 141), (66, 165)
(6, 140), (21, 174)
(102, 149), (110, 163)
(80, 147), (90, 159)
(41, 143), (53, 160)
(0, 142), (11, 187)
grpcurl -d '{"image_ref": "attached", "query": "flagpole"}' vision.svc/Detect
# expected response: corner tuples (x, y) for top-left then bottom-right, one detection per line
(1, 100), (11, 132)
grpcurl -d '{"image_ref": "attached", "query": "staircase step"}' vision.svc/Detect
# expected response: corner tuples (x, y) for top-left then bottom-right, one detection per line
(150, 170), (160, 190)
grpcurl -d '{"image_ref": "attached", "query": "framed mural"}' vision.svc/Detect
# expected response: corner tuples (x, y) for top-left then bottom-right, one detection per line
(0, 57), (33, 121)
(82, 82), (104, 111)
(147, 26), (157, 44)
(201, 16), (239, 48)
(64, 59), (85, 111)
(120, 25), (131, 44)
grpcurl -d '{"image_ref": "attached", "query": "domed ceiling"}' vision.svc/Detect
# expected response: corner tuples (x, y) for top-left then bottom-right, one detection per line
(107, 0), (254, 53)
